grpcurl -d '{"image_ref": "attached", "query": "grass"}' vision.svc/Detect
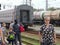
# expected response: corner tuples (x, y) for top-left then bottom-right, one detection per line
(22, 37), (60, 45)
(22, 37), (40, 45)
(6, 30), (60, 45)
(21, 32), (60, 45)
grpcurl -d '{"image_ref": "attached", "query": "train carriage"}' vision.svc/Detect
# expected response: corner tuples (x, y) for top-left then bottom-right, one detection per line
(33, 10), (60, 26)
(0, 5), (33, 28)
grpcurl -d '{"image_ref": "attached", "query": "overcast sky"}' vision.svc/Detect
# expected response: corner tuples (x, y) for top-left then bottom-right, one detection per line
(0, 0), (60, 9)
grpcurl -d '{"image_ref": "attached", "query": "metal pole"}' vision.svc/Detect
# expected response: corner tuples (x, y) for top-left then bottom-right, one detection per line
(46, 0), (48, 11)
(23, 0), (24, 4)
(26, 0), (27, 5)
(30, 0), (31, 6)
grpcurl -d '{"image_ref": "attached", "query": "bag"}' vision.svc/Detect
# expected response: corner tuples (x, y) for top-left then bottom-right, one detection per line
(19, 25), (25, 32)
(7, 34), (15, 41)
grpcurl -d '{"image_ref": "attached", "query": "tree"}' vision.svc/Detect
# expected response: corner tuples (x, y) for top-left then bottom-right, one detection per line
(33, 8), (44, 11)
(47, 7), (56, 11)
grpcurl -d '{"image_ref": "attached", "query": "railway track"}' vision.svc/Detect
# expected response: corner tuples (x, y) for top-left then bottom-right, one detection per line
(26, 28), (60, 38)
(21, 32), (40, 45)
(21, 28), (60, 45)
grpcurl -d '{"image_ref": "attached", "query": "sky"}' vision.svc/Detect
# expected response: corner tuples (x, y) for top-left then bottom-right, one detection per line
(0, 0), (60, 9)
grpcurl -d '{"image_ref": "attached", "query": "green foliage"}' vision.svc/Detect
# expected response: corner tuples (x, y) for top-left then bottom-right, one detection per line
(48, 7), (56, 11)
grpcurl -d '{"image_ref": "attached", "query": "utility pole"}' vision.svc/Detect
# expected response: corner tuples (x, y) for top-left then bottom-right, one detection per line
(30, 0), (32, 6)
(23, 0), (24, 4)
(26, 0), (27, 5)
(46, 0), (56, 11)
(46, 0), (48, 11)
(25, 0), (32, 6)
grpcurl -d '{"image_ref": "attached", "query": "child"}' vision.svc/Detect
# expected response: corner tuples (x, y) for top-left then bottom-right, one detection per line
(7, 28), (15, 45)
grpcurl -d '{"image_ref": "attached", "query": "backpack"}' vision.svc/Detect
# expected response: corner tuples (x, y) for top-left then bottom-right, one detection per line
(19, 25), (25, 32)
(7, 34), (15, 41)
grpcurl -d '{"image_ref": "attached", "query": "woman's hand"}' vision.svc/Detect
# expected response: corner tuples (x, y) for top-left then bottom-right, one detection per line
(53, 38), (56, 44)
(40, 38), (43, 42)
(54, 39), (56, 43)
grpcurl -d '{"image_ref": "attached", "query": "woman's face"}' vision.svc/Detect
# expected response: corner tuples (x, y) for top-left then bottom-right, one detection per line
(44, 17), (50, 24)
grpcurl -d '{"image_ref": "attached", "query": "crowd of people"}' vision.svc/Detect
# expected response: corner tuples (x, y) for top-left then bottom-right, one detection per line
(0, 20), (22, 45)
(0, 16), (56, 45)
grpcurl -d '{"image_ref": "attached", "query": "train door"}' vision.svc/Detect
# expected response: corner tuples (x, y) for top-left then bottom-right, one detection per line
(20, 10), (30, 23)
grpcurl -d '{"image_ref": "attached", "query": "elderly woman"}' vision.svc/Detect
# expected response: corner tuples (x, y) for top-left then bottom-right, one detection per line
(39, 16), (56, 45)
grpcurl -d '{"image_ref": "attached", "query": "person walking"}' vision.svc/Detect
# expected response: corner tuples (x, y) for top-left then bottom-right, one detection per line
(39, 16), (56, 45)
(13, 20), (22, 45)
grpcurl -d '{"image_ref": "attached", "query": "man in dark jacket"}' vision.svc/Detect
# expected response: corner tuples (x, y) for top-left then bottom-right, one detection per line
(13, 20), (22, 45)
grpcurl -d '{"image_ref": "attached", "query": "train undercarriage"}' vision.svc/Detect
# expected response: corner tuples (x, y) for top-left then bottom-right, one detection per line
(33, 19), (60, 26)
